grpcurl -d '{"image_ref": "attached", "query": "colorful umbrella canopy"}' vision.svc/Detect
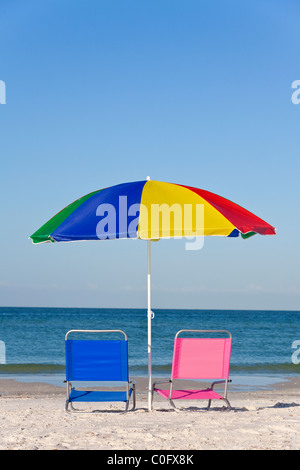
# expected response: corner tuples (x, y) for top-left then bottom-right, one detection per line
(30, 179), (276, 410)
(30, 179), (275, 244)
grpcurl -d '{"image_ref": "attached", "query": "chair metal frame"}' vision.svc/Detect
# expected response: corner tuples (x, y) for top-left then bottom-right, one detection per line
(65, 329), (136, 413)
(152, 329), (232, 411)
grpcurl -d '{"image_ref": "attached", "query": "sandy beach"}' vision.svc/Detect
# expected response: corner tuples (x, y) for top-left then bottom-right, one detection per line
(0, 377), (299, 451)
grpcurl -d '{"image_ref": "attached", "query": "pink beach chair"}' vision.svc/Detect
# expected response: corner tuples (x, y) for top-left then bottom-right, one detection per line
(152, 330), (232, 411)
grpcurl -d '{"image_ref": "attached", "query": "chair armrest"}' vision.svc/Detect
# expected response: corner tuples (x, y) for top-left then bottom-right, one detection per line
(152, 380), (172, 390)
(211, 379), (232, 389)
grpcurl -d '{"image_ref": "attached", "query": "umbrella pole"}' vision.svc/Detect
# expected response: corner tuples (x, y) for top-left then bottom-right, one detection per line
(147, 239), (152, 411)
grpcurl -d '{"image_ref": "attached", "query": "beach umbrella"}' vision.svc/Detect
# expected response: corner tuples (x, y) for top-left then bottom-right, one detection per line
(30, 178), (276, 410)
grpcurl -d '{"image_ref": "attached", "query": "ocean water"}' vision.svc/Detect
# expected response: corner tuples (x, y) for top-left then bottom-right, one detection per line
(0, 307), (299, 390)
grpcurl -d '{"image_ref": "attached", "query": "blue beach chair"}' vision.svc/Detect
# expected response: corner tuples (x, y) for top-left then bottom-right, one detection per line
(65, 329), (136, 412)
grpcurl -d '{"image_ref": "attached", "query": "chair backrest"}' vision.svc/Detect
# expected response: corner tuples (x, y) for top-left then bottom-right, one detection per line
(65, 330), (129, 382)
(171, 330), (232, 380)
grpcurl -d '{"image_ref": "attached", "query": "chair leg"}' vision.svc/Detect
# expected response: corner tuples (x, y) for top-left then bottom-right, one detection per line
(132, 384), (136, 410)
(223, 398), (231, 411)
(65, 401), (80, 412)
(168, 399), (182, 412)
(206, 398), (231, 411)
(124, 384), (136, 412)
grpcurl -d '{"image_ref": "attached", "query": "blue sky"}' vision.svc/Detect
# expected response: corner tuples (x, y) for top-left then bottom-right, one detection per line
(0, 0), (299, 310)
